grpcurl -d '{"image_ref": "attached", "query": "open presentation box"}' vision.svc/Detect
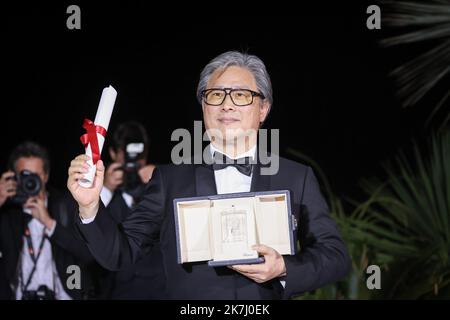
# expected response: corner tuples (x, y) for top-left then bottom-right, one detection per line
(173, 190), (297, 267)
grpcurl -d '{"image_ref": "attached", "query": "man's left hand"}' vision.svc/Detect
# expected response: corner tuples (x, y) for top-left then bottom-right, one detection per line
(230, 244), (286, 283)
(24, 196), (55, 231)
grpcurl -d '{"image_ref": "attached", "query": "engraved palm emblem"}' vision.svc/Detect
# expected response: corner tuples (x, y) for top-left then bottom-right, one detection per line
(221, 210), (247, 243)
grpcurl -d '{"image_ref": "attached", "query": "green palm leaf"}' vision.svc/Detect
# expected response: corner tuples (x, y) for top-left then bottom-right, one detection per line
(357, 128), (450, 298)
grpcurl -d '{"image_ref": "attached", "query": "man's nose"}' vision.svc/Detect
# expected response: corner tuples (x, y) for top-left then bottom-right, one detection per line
(221, 94), (236, 111)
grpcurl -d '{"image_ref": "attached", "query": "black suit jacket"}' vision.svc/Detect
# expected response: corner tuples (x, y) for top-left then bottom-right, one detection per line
(0, 236), (9, 299)
(76, 157), (351, 299)
(101, 190), (166, 299)
(0, 188), (95, 299)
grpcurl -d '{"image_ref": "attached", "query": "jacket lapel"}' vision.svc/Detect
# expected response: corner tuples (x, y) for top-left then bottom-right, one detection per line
(11, 209), (25, 253)
(194, 164), (217, 196)
(194, 144), (218, 197)
(250, 154), (271, 192)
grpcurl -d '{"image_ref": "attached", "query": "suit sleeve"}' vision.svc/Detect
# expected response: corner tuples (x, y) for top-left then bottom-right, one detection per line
(75, 167), (166, 271)
(45, 192), (96, 265)
(49, 222), (95, 264)
(282, 167), (352, 299)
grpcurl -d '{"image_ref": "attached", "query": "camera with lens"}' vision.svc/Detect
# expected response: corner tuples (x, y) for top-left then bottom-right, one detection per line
(22, 285), (55, 300)
(117, 142), (146, 197)
(8, 170), (42, 205)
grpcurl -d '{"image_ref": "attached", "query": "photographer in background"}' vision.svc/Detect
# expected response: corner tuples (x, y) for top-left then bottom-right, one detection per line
(103, 121), (155, 215)
(99, 121), (166, 299)
(0, 141), (95, 300)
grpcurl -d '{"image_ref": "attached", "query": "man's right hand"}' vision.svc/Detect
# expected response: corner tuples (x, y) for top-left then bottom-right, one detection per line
(67, 154), (104, 219)
(0, 171), (16, 208)
(104, 162), (124, 193)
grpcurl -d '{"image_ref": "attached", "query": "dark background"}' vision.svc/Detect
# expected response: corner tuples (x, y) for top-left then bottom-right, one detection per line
(2, 1), (424, 199)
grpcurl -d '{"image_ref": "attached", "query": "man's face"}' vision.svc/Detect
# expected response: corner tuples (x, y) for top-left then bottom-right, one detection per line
(202, 66), (270, 147)
(15, 157), (48, 186)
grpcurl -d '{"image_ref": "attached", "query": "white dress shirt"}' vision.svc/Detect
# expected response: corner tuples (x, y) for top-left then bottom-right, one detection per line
(16, 199), (72, 300)
(100, 187), (133, 208)
(209, 144), (255, 194)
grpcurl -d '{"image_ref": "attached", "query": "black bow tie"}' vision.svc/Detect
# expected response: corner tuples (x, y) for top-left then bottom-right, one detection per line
(212, 152), (253, 176)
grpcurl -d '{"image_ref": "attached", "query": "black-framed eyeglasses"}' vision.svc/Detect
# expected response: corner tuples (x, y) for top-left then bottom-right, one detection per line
(201, 88), (265, 106)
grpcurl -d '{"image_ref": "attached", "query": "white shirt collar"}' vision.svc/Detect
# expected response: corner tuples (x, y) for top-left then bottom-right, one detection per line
(209, 143), (257, 160)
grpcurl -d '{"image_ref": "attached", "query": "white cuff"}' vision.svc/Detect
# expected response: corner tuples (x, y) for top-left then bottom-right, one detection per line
(122, 192), (134, 208)
(100, 187), (113, 207)
(45, 220), (57, 237)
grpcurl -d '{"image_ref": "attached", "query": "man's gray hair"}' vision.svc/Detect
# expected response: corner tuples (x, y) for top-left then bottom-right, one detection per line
(196, 51), (273, 108)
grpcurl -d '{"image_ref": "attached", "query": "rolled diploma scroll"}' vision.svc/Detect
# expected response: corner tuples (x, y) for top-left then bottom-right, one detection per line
(78, 85), (117, 188)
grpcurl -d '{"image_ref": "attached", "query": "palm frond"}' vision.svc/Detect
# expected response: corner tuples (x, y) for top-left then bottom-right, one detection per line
(356, 128), (450, 298)
(287, 129), (450, 298)
(380, 0), (450, 128)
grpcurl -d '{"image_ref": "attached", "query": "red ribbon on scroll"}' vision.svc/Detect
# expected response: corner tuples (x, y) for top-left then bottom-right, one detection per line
(80, 119), (107, 165)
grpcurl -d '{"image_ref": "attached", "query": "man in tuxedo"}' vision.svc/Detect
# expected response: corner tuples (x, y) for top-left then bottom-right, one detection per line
(68, 51), (351, 299)
(0, 141), (95, 299)
(99, 121), (165, 299)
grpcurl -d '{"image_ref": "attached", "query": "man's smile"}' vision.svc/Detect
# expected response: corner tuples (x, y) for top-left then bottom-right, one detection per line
(217, 117), (240, 125)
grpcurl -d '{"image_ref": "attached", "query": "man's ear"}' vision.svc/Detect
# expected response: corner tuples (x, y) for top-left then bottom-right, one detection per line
(109, 147), (117, 161)
(259, 100), (271, 123)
